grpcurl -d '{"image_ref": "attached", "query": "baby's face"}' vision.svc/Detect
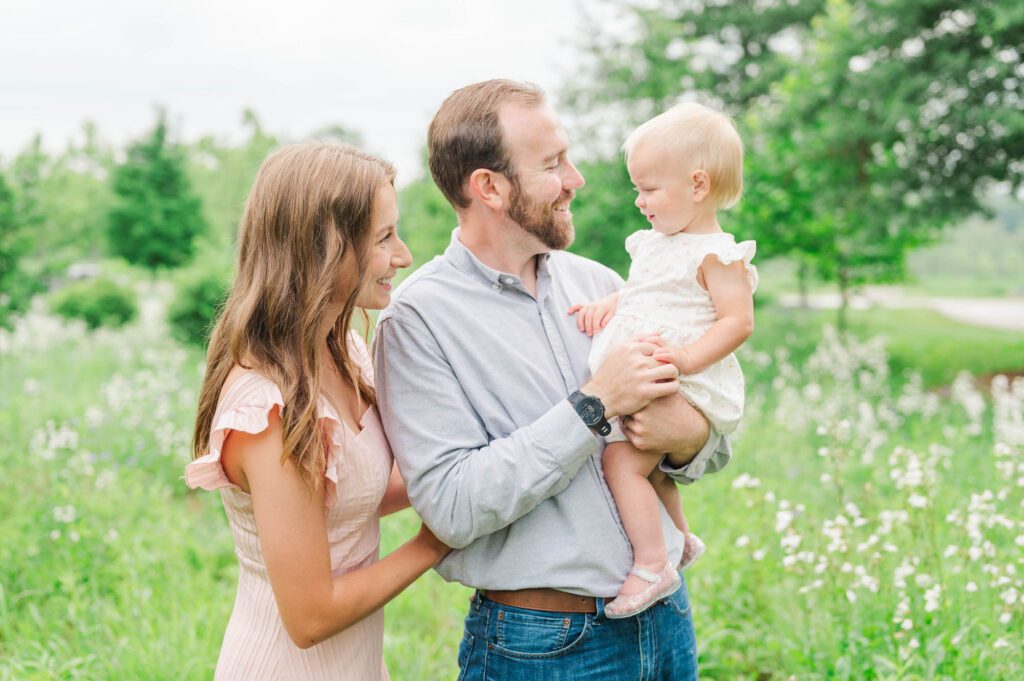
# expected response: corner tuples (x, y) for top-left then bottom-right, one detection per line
(626, 145), (698, 236)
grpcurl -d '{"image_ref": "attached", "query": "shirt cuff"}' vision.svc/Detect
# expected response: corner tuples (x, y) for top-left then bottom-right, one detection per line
(535, 399), (601, 477)
(659, 430), (732, 485)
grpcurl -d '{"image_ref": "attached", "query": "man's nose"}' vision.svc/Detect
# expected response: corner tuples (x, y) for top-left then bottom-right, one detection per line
(563, 159), (585, 190)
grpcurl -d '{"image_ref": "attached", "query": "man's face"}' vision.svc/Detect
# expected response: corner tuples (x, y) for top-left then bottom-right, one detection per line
(498, 103), (585, 251)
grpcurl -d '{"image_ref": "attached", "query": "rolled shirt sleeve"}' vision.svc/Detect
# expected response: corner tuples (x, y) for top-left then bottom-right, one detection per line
(659, 430), (732, 485)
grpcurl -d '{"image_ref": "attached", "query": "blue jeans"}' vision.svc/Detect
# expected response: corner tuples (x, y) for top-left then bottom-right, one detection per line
(456, 576), (698, 680)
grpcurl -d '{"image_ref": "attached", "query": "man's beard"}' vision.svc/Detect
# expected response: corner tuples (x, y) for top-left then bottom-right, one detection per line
(507, 175), (573, 251)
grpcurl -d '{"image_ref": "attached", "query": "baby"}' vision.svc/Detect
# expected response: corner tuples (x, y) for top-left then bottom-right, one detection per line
(570, 102), (757, 618)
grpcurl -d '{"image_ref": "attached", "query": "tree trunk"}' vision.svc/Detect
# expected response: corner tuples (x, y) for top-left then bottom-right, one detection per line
(837, 267), (850, 332)
(797, 261), (809, 308)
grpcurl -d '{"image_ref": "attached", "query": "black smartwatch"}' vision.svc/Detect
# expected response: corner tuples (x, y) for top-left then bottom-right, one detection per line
(568, 390), (612, 436)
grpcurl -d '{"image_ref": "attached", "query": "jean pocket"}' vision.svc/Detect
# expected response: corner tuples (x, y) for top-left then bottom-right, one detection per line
(456, 631), (475, 681)
(490, 608), (591, 659)
(667, 586), (692, 618)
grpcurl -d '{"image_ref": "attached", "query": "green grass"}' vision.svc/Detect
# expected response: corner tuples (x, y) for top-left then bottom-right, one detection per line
(2, 302), (1022, 679)
(751, 304), (1024, 387)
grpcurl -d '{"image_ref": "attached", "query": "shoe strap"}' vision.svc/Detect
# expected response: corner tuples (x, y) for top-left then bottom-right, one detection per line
(629, 566), (662, 584)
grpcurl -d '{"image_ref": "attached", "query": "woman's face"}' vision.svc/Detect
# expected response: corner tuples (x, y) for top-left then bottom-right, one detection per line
(355, 183), (412, 310)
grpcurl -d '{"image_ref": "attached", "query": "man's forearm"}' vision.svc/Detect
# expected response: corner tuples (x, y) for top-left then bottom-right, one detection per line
(374, 316), (599, 548)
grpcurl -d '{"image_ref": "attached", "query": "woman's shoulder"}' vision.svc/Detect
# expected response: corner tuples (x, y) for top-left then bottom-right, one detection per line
(184, 366), (284, 493)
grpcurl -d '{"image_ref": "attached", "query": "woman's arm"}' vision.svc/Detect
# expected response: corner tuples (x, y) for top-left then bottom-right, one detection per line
(653, 257), (754, 374)
(380, 461), (410, 516)
(231, 407), (448, 649)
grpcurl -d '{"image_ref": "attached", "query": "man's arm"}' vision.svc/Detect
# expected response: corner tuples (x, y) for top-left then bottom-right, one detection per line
(621, 391), (732, 485)
(374, 312), (600, 549)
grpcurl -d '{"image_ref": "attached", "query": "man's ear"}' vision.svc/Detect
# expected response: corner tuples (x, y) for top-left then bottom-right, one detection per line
(467, 169), (509, 210)
(691, 169), (711, 203)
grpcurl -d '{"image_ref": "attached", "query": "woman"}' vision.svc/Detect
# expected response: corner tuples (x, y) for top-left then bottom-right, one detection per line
(185, 143), (446, 679)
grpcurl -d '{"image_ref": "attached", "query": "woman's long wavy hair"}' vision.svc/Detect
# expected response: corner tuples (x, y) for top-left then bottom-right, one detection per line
(192, 143), (395, 493)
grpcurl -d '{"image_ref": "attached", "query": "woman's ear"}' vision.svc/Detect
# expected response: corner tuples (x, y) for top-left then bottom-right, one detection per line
(691, 169), (710, 203)
(467, 169), (509, 210)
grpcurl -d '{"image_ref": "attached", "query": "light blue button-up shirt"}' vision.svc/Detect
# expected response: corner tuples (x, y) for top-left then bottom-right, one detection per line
(373, 230), (730, 597)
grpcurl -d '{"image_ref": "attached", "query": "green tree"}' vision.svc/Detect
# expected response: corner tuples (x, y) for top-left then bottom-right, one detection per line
(107, 113), (207, 269)
(569, 0), (1024, 324)
(0, 172), (39, 328)
(188, 110), (280, 250)
(397, 150), (457, 268)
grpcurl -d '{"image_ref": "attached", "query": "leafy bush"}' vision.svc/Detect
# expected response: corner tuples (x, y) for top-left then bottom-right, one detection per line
(50, 277), (138, 329)
(168, 262), (231, 347)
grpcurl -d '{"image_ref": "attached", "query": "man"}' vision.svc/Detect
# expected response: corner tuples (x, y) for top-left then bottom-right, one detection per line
(374, 80), (730, 679)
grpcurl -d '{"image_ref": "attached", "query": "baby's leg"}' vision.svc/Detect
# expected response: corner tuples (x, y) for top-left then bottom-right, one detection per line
(650, 469), (688, 534)
(603, 441), (669, 597)
(652, 468), (706, 569)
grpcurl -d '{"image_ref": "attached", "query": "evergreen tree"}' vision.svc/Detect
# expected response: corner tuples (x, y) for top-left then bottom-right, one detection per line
(107, 113), (207, 269)
(0, 173), (41, 328)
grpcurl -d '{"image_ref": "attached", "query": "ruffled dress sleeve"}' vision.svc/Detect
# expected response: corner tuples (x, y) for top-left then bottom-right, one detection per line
(624, 229), (652, 259)
(705, 236), (759, 294)
(184, 371), (344, 508)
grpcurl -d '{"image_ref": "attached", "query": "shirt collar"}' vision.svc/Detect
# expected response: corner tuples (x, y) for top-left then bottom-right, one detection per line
(444, 228), (552, 295)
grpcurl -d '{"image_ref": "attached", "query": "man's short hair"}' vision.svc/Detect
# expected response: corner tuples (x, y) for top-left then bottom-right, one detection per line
(428, 79), (546, 209)
(624, 102), (744, 209)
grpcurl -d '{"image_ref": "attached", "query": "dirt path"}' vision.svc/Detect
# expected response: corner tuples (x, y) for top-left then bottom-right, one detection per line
(779, 291), (1024, 332)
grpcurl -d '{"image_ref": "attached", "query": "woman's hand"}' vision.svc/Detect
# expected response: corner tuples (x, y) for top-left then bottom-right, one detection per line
(415, 524), (452, 564)
(568, 292), (619, 336)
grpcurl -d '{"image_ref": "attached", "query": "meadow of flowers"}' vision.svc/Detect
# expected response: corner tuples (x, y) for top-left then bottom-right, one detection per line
(0, 291), (1020, 680)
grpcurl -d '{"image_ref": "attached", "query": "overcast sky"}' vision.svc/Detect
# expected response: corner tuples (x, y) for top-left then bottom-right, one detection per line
(1, 0), (610, 183)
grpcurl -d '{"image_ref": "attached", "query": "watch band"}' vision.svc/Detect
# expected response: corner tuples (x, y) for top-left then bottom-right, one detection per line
(568, 390), (612, 436)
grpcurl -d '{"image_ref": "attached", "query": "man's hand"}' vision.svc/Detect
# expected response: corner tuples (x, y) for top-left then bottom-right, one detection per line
(581, 339), (679, 419)
(622, 391), (710, 465)
(568, 292), (619, 337)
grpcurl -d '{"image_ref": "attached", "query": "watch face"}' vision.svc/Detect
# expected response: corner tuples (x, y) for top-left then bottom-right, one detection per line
(577, 396), (602, 425)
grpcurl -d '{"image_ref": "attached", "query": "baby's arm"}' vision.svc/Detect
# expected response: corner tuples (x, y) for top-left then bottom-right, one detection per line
(568, 292), (619, 336)
(653, 257), (754, 374)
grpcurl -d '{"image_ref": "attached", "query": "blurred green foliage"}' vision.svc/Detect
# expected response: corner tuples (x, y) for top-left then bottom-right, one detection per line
(398, 162), (457, 269)
(107, 113), (208, 270)
(167, 256), (231, 348)
(0, 173), (41, 328)
(50, 276), (138, 329)
(566, 0), (1024, 323)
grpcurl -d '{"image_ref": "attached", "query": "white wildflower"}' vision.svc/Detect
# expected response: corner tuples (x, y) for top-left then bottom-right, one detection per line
(53, 505), (77, 523)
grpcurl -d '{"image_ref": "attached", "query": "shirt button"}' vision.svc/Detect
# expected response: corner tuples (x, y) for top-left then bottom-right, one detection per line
(501, 276), (515, 285)
(492, 283), (501, 290)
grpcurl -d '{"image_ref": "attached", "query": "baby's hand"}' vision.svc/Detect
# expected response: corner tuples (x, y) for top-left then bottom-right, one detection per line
(652, 345), (698, 375)
(568, 293), (619, 336)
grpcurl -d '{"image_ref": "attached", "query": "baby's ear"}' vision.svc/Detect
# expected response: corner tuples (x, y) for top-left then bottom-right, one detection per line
(691, 169), (711, 202)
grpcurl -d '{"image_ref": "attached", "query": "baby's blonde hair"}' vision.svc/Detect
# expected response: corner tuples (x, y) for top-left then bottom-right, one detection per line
(623, 102), (744, 209)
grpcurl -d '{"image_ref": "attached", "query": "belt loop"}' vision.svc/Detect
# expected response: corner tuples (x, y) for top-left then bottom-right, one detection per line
(595, 596), (606, 619)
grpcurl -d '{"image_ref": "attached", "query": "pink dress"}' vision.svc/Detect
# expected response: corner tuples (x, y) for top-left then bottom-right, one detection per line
(185, 335), (392, 680)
